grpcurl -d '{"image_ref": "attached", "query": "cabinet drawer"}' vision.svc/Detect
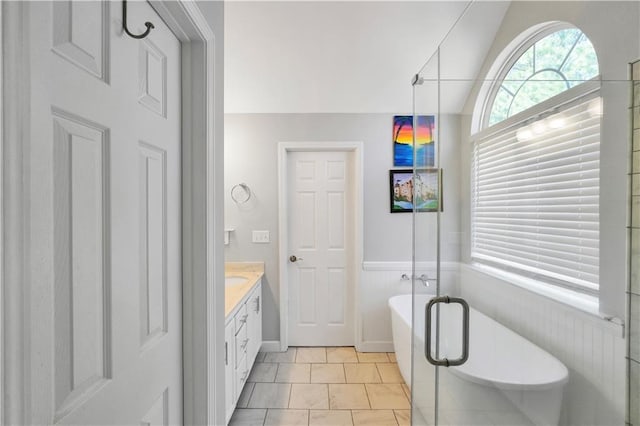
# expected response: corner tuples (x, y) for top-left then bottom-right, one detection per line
(235, 321), (249, 368)
(234, 304), (248, 333)
(235, 353), (249, 401)
(247, 282), (262, 364)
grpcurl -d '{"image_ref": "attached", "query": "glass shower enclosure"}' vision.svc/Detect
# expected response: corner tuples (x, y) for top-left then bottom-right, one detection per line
(409, 2), (632, 425)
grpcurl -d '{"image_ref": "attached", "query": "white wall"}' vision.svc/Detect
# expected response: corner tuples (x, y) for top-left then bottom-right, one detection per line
(224, 113), (461, 342)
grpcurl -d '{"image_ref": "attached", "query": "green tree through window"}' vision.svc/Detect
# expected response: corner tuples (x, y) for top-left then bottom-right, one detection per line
(488, 28), (599, 126)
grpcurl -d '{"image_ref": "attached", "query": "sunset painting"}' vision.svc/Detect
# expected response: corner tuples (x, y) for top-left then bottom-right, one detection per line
(393, 115), (435, 167)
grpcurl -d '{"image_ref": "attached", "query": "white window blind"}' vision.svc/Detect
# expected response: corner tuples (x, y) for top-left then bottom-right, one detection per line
(471, 94), (601, 294)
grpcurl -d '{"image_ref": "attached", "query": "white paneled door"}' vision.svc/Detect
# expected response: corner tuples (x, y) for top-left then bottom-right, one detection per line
(288, 151), (355, 346)
(28, 1), (182, 424)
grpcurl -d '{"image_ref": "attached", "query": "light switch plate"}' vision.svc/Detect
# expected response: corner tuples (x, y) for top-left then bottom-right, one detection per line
(252, 230), (270, 243)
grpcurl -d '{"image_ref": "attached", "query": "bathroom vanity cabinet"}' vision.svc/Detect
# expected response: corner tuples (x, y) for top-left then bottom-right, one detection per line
(225, 280), (262, 424)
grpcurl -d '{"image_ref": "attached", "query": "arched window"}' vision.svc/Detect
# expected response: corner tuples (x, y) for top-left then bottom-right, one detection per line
(471, 24), (601, 296)
(487, 27), (599, 126)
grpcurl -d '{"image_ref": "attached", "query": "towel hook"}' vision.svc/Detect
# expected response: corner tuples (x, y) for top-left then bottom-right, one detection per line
(123, 0), (154, 40)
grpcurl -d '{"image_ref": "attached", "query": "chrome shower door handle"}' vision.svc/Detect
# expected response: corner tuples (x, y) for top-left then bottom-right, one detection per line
(424, 296), (470, 367)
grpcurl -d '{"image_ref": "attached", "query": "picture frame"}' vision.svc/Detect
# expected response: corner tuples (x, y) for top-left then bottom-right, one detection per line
(393, 115), (435, 167)
(389, 168), (442, 213)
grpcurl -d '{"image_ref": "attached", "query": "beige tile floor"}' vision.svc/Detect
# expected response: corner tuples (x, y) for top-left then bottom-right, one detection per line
(230, 347), (411, 426)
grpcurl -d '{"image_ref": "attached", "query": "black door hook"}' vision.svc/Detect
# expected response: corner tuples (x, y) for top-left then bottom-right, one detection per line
(123, 0), (154, 40)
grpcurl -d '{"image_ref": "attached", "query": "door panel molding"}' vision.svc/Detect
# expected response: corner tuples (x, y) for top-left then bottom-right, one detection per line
(51, 0), (110, 83)
(138, 142), (168, 352)
(51, 108), (112, 422)
(277, 142), (364, 351)
(1, 1), (224, 424)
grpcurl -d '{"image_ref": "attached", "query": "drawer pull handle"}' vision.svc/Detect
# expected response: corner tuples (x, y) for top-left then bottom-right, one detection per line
(241, 338), (249, 350)
(240, 314), (248, 324)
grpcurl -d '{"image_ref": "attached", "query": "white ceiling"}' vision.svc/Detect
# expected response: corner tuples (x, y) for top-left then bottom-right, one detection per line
(224, 1), (511, 114)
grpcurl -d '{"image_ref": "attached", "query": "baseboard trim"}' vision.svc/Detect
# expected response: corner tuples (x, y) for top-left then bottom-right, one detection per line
(261, 340), (394, 353)
(357, 341), (395, 352)
(260, 340), (282, 352)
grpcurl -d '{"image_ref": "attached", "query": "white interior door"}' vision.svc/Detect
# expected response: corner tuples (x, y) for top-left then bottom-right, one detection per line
(27, 1), (182, 424)
(287, 151), (355, 346)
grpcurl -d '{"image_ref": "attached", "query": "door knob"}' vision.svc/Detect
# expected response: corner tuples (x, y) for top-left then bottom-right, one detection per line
(289, 255), (303, 262)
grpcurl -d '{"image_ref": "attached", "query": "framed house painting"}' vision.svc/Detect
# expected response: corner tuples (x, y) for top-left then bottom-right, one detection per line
(390, 168), (442, 213)
(393, 115), (435, 167)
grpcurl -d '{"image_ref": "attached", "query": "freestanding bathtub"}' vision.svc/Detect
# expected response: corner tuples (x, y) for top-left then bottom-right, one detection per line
(389, 294), (569, 426)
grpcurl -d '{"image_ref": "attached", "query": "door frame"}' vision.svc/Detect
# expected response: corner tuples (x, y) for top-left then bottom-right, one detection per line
(277, 142), (364, 351)
(0, 1), (225, 424)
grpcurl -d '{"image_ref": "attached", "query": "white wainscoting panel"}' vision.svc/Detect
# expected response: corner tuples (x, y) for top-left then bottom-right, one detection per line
(359, 262), (458, 352)
(460, 265), (625, 426)
(360, 265), (411, 352)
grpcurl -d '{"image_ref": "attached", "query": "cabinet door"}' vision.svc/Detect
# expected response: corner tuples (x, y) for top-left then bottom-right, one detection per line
(224, 321), (236, 424)
(234, 318), (250, 404)
(235, 321), (248, 369)
(247, 282), (263, 364)
(235, 353), (249, 403)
